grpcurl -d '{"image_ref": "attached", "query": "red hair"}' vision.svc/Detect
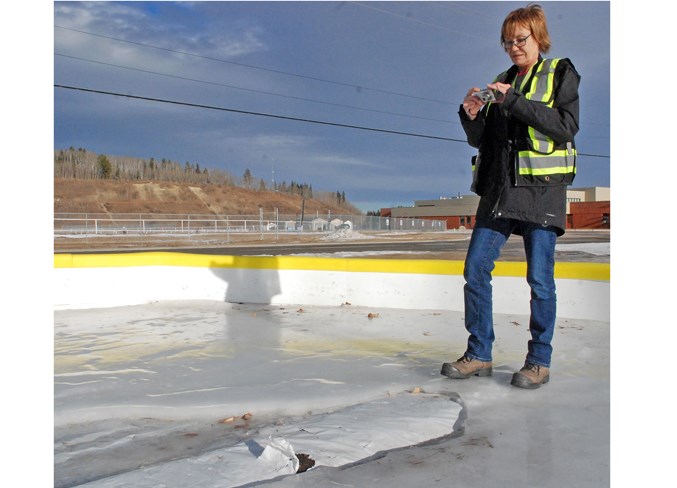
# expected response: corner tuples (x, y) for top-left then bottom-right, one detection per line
(501, 4), (551, 53)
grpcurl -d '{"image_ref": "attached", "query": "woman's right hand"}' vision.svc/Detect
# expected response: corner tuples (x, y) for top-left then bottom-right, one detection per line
(463, 88), (484, 120)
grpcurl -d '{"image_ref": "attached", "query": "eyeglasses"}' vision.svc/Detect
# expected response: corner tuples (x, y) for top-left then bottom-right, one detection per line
(502, 33), (531, 49)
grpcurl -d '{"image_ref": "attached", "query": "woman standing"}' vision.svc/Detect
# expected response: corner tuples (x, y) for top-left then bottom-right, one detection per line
(441, 4), (580, 389)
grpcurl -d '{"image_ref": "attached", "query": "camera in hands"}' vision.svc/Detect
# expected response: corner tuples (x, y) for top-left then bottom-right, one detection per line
(473, 89), (500, 103)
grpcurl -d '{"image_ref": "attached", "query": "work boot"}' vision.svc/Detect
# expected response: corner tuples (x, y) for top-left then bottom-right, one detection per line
(441, 356), (492, 379)
(511, 362), (550, 389)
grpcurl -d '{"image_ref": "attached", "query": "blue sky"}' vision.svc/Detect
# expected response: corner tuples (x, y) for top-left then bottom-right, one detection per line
(53, 1), (610, 212)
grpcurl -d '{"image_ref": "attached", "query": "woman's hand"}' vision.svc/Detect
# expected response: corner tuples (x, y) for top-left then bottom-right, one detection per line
(486, 82), (511, 103)
(462, 88), (484, 120)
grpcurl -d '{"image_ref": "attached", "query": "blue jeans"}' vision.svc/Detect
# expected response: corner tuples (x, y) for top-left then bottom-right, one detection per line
(463, 218), (557, 367)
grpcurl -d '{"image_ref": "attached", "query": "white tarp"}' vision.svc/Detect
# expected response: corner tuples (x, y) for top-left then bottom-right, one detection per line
(78, 392), (461, 487)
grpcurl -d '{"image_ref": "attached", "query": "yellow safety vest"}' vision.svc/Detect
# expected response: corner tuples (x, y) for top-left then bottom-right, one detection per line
(513, 58), (576, 185)
(470, 58), (576, 192)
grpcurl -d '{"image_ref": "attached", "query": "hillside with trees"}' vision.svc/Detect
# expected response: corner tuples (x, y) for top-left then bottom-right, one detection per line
(54, 148), (360, 216)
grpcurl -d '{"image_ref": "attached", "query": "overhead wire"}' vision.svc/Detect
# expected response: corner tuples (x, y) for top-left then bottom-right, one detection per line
(54, 83), (609, 159)
(350, 1), (487, 40)
(55, 53), (457, 126)
(54, 24), (454, 106)
(54, 84), (464, 143)
(54, 5), (609, 159)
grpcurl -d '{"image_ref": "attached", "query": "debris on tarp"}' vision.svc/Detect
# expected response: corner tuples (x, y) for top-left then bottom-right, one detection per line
(218, 412), (253, 425)
(296, 453), (316, 473)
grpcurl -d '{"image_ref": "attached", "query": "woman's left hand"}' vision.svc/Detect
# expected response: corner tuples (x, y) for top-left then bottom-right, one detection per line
(486, 82), (511, 103)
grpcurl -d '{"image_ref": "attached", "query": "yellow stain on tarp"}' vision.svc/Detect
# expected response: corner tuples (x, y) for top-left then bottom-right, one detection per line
(54, 252), (609, 281)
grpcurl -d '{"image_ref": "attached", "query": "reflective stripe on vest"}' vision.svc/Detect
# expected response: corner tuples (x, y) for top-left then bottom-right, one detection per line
(518, 142), (576, 178)
(516, 58), (576, 183)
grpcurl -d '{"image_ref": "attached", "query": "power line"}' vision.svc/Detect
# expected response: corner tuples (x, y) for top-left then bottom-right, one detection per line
(54, 84), (464, 143)
(54, 25), (610, 154)
(351, 1), (487, 40)
(54, 83), (609, 158)
(54, 24), (454, 106)
(55, 52), (456, 126)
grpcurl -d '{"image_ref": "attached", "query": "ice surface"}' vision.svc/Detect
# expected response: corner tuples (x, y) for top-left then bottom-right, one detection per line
(55, 300), (609, 487)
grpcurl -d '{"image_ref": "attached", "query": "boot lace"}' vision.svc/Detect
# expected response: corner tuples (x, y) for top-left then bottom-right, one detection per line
(524, 362), (541, 373)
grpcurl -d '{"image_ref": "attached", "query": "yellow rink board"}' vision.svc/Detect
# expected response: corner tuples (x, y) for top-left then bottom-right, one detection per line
(54, 252), (609, 282)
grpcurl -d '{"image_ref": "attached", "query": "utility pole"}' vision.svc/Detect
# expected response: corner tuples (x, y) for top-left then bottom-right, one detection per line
(299, 198), (306, 232)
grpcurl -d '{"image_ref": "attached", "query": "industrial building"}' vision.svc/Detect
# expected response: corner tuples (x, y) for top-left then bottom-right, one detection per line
(381, 187), (610, 230)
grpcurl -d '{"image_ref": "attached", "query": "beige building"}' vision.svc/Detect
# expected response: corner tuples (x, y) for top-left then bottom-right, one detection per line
(565, 187), (610, 213)
(384, 187), (610, 230)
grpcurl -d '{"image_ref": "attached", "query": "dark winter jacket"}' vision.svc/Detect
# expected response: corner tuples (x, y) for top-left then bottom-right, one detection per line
(459, 57), (581, 235)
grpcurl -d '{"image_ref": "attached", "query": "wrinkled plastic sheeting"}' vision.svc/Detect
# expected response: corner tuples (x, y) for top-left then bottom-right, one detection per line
(258, 437), (299, 475)
(78, 392), (462, 487)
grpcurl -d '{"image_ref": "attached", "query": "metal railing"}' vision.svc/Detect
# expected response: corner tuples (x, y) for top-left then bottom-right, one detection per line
(54, 212), (447, 238)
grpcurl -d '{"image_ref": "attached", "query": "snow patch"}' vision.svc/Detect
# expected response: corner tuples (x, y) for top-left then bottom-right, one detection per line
(555, 242), (610, 256)
(320, 228), (373, 241)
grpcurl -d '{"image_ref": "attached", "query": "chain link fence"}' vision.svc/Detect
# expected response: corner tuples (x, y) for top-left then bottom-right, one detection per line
(54, 212), (447, 239)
